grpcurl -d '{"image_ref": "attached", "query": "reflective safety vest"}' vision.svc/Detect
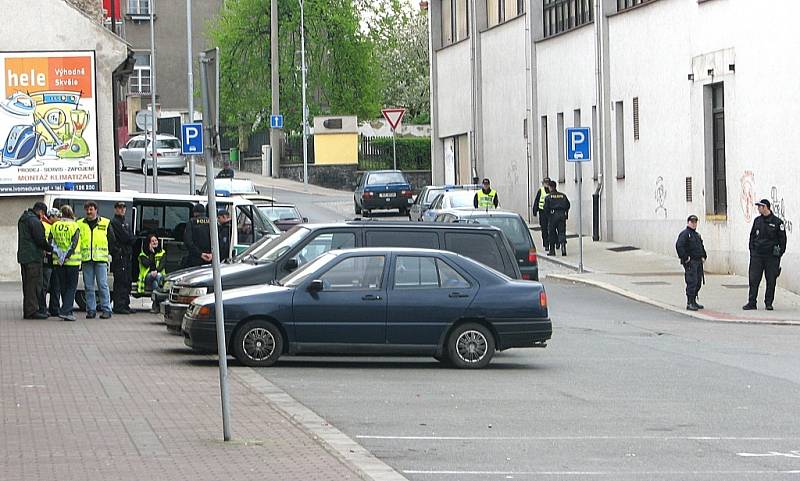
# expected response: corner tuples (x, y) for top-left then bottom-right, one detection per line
(537, 186), (548, 210)
(476, 189), (497, 208)
(78, 217), (111, 263)
(51, 220), (82, 266)
(137, 248), (166, 293)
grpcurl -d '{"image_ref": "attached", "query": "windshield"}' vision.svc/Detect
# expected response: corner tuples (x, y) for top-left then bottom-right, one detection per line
(424, 188), (445, 204)
(251, 204), (280, 235)
(447, 190), (479, 208)
(367, 172), (406, 185)
(156, 139), (181, 149)
(258, 205), (300, 221)
(471, 216), (532, 247)
(241, 226), (310, 262)
(281, 252), (337, 287)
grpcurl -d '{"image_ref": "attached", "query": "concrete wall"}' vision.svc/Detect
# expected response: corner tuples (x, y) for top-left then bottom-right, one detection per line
(0, 0), (128, 281)
(434, 40), (473, 138)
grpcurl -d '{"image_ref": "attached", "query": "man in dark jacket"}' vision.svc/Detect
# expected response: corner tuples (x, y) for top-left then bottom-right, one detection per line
(543, 180), (570, 256)
(182, 203), (212, 268)
(675, 215), (707, 311)
(743, 199), (787, 310)
(110, 201), (134, 314)
(217, 208), (233, 262)
(216, 161), (235, 179)
(18, 202), (50, 319)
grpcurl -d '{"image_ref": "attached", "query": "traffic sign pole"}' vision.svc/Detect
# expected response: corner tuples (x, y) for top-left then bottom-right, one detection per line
(381, 108), (406, 171)
(392, 128), (397, 170)
(577, 163), (583, 273)
(565, 127), (591, 274)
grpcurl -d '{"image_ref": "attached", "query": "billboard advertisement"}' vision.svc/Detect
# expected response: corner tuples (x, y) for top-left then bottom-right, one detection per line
(0, 51), (98, 195)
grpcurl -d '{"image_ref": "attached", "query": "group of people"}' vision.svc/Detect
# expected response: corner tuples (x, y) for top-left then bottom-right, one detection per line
(677, 199), (787, 311)
(17, 200), (169, 321)
(532, 178), (571, 256)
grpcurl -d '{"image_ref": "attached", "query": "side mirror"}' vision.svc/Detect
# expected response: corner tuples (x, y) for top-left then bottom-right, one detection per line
(307, 279), (323, 292)
(302, 217), (308, 223)
(285, 258), (299, 271)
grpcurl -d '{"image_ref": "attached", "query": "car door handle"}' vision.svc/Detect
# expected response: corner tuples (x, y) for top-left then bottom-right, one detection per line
(362, 294), (382, 301)
(448, 292), (469, 298)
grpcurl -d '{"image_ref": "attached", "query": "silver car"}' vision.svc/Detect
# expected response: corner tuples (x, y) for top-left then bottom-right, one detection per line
(119, 134), (186, 175)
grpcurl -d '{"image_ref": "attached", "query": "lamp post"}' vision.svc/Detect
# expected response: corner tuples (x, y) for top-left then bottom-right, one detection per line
(299, 0), (308, 190)
(149, 0), (159, 193)
(187, 0), (196, 194)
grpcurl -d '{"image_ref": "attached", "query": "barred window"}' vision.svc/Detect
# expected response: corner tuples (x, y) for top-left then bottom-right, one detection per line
(543, 0), (594, 38)
(442, 0), (469, 46)
(488, 0), (525, 28)
(616, 0), (656, 12)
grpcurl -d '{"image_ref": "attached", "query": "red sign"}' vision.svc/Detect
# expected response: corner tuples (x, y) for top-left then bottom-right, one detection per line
(381, 108), (406, 131)
(103, 0), (121, 20)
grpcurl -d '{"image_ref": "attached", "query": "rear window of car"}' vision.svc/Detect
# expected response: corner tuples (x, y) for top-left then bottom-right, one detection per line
(156, 139), (181, 149)
(444, 232), (510, 276)
(367, 172), (406, 185)
(365, 230), (440, 249)
(470, 216), (532, 248)
(259, 205), (300, 221)
(424, 188), (445, 204)
(446, 190), (478, 208)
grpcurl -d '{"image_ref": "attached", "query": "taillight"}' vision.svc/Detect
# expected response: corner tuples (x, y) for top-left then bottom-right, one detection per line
(148, 151), (162, 157)
(528, 248), (537, 264)
(363, 192), (374, 199)
(539, 291), (547, 308)
(400, 190), (412, 197)
(521, 273), (531, 280)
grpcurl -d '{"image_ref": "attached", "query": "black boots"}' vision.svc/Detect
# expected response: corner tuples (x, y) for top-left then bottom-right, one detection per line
(150, 293), (160, 314)
(687, 298), (703, 311)
(561, 245), (567, 256)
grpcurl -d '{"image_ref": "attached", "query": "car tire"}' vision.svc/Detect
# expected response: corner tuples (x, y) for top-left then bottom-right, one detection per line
(362, 209), (370, 217)
(354, 202), (362, 215)
(120, 157), (127, 171)
(141, 160), (149, 176)
(399, 207), (408, 216)
(232, 320), (283, 367)
(446, 322), (495, 369)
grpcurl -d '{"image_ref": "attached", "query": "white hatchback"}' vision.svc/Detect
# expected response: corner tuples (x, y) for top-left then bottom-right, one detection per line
(120, 134), (186, 175)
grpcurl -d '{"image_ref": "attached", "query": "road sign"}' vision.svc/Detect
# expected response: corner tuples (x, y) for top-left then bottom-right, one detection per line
(566, 127), (591, 162)
(270, 114), (284, 129)
(136, 110), (153, 131)
(381, 108), (406, 131)
(181, 123), (204, 155)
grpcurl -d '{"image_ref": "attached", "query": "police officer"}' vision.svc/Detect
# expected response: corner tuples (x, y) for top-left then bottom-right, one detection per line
(217, 208), (233, 262)
(18, 201), (50, 319)
(78, 201), (116, 319)
(182, 203), (213, 268)
(532, 178), (551, 251)
(743, 199), (787, 310)
(110, 201), (134, 314)
(473, 178), (499, 209)
(216, 160), (235, 179)
(675, 215), (707, 311)
(543, 180), (570, 256)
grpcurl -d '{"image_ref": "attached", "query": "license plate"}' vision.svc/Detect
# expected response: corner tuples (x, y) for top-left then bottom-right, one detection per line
(379, 192), (396, 198)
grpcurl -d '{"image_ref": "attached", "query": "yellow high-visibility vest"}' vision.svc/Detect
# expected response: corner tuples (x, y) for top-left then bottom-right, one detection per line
(477, 189), (497, 208)
(78, 217), (111, 263)
(537, 186), (548, 210)
(51, 220), (82, 266)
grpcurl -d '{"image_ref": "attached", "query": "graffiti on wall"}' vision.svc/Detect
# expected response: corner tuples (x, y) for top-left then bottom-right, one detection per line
(770, 186), (793, 234)
(740, 171), (756, 223)
(654, 176), (667, 218)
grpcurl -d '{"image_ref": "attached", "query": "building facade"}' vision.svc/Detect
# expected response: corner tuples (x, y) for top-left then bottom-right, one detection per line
(430, 0), (800, 291)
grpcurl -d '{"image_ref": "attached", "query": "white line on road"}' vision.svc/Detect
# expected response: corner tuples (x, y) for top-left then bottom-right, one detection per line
(358, 435), (799, 441)
(738, 451), (800, 458)
(403, 470), (800, 476)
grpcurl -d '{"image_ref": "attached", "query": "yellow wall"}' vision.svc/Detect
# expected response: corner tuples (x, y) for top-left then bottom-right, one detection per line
(314, 133), (358, 165)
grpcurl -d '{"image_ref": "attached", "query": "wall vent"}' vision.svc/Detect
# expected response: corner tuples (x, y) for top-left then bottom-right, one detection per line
(685, 177), (693, 202)
(633, 97), (640, 141)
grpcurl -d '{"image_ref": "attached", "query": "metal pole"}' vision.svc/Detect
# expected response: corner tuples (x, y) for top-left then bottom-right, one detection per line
(201, 52), (232, 442)
(150, 0), (159, 193)
(187, 0), (196, 194)
(269, 0), (280, 178)
(392, 129), (397, 170)
(577, 163), (584, 273)
(300, 0), (308, 190)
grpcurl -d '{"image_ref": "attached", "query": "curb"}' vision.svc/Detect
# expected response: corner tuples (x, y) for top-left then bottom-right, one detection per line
(235, 368), (409, 481)
(537, 253), (586, 272)
(547, 273), (800, 326)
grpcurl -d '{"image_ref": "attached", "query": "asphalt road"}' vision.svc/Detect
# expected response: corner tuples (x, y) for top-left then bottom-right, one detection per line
(123, 171), (800, 480)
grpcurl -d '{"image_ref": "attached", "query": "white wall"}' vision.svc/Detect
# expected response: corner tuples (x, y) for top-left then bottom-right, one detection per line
(435, 41), (473, 138)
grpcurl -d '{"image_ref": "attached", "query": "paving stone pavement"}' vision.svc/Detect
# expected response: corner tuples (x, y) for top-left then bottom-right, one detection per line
(0, 286), (366, 481)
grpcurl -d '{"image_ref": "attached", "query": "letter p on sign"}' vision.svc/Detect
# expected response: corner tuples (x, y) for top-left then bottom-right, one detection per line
(566, 127), (591, 162)
(181, 123), (204, 155)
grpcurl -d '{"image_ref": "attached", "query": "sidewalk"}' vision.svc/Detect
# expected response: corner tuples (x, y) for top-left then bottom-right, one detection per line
(533, 232), (800, 326)
(0, 283), (406, 481)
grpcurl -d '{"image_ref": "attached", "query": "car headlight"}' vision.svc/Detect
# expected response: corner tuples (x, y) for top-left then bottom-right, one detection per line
(175, 286), (207, 304)
(188, 302), (212, 320)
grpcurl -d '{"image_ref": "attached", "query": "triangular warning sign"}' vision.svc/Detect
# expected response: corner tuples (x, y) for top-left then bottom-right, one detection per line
(381, 108), (406, 131)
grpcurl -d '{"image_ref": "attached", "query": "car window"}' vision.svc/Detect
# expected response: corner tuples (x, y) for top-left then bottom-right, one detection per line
(430, 194), (444, 209)
(424, 188), (445, 204)
(125, 139), (136, 149)
(137, 203), (192, 239)
(364, 230), (439, 249)
(252, 227), (310, 261)
(259, 205), (300, 221)
(445, 190), (477, 208)
(282, 252), (337, 287)
(444, 232), (506, 275)
(156, 139), (181, 149)
(367, 172), (406, 185)
(320, 255), (385, 290)
(471, 216), (532, 247)
(436, 259), (471, 288)
(291, 232), (356, 267)
(236, 205), (255, 245)
(394, 256), (439, 289)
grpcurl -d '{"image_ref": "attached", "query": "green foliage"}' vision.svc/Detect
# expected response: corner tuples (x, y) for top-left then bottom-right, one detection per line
(359, 136), (431, 170)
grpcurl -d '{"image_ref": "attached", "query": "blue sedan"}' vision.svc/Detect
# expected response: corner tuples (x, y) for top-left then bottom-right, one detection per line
(183, 247), (551, 368)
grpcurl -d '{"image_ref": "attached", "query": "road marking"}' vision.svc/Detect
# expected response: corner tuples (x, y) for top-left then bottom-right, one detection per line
(403, 470), (800, 476)
(357, 435), (798, 441)
(738, 451), (800, 458)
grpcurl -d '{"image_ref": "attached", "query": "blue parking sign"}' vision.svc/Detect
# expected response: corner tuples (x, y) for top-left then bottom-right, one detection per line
(270, 114), (284, 129)
(181, 123), (204, 155)
(566, 127), (591, 162)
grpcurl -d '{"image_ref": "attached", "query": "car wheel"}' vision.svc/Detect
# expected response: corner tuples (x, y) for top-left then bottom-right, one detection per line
(232, 320), (284, 367)
(446, 322), (495, 369)
(399, 207), (409, 216)
(354, 202), (362, 215)
(120, 157), (127, 171)
(362, 209), (370, 217)
(141, 160), (148, 176)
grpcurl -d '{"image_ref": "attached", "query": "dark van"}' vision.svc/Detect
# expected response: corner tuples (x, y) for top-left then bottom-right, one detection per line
(162, 221), (521, 333)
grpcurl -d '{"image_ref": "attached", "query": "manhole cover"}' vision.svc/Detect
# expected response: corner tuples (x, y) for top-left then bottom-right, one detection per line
(632, 281), (670, 286)
(608, 246), (640, 252)
(721, 284), (749, 289)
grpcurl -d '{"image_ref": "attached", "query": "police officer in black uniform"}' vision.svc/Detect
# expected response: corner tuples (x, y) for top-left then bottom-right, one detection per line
(110, 201), (134, 314)
(543, 180), (570, 256)
(675, 214), (707, 311)
(182, 203), (213, 268)
(743, 199), (787, 311)
(216, 208), (233, 262)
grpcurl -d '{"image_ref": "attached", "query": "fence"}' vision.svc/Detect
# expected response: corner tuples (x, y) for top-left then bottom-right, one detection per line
(358, 136), (431, 171)
(283, 135), (315, 164)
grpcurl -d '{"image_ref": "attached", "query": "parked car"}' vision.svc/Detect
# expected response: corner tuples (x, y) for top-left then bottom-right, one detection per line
(422, 188), (480, 222)
(120, 134), (186, 174)
(435, 209), (538, 280)
(353, 170), (414, 216)
(161, 221), (522, 333)
(198, 178), (259, 196)
(256, 202), (308, 231)
(410, 184), (480, 222)
(182, 247), (551, 368)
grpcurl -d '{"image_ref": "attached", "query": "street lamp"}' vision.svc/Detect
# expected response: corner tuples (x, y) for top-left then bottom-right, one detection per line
(299, 0), (308, 190)
(149, 0), (159, 193)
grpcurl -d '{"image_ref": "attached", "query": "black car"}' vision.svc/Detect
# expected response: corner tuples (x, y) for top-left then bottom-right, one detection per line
(354, 170), (414, 216)
(435, 208), (539, 281)
(183, 247), (551, 368)
(161, 221), (522, 333)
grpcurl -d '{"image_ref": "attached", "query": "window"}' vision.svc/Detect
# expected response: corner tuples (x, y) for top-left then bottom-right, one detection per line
(615, 101), (625, 179)
(616, 0), (655, 12)
(444, 233), (506, 275)
(441, 0), (469, 47)
(291, 232), (356, 267)
(540, 116), (549, 178)
(393, 256), (471, 289)
(365, 230), (440, 249)
(488, 0), (523, 27)
(543, 0), (594, 38)
(236, 206), (256, 245)
(367, 172), (407, 185)
(136, 203), (191, 239)
(128, 0), (151, 15)
(707, 83), (726, 215)
(129, 52), (151, 95)
(320, 256), (385, 290)
(557, 112), (565, 183)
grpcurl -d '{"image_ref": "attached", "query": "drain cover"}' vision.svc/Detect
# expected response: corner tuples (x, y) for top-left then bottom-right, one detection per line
(608, 246), (640, 252)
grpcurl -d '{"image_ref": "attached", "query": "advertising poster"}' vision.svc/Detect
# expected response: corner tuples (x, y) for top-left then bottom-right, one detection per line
(0, 51), (98, 195)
